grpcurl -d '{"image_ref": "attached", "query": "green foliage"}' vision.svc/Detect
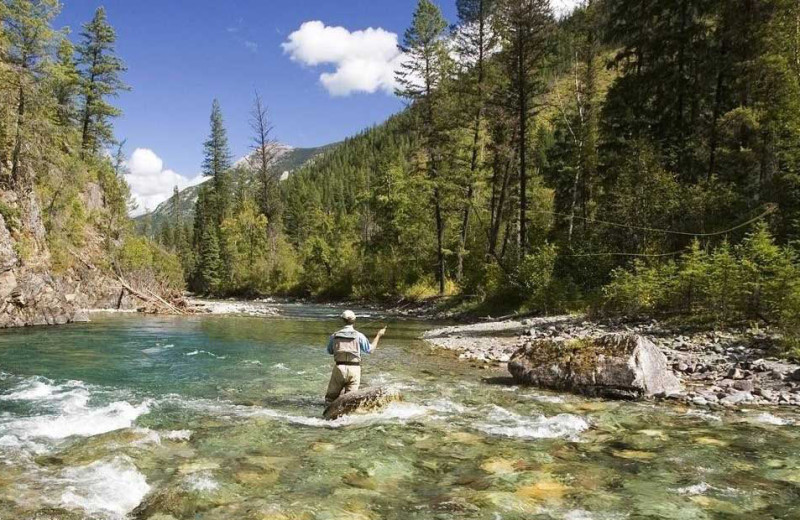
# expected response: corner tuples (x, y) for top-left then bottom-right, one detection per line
(103, 0), (799, 349)
(602, 226), (800, 330)
(116, 235), (184, 291)
(76, 6), (129, 154)
(202, 99), (232, 184)
(219, 197), (298, 295)
(196, 226), (222, 294)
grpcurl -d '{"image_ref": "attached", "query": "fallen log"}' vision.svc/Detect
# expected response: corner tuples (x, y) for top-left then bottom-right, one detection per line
(323, 386), (401, 420)
(115, 275), (186, 315)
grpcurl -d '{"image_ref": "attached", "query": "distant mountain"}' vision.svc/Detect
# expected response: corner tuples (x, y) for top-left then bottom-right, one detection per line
(136, 143), (337, 232)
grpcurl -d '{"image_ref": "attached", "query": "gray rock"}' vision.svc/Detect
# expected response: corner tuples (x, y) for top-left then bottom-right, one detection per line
(727, 367), (745, 380)
(508, 334), (682, 400)
(733, 380), (755, 392)
(71, 309), (90, 323)
(755, 388), (776, 401)
(720, 391), (754, 406)
(674, 362), (690, 373)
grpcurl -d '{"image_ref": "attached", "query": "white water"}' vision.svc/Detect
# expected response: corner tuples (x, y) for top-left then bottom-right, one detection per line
(474, 405), (590, 440)
(185, 349), (227, 359)
(0, 370), (593, 518)
(0, 376), (150, 453)
(59, 456), (150, 518)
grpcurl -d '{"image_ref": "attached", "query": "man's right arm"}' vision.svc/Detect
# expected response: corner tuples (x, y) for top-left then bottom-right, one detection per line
(369, 327), (387, 351)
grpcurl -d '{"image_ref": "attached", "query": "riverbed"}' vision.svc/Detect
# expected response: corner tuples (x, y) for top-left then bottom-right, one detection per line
(0, 306), (799, 519)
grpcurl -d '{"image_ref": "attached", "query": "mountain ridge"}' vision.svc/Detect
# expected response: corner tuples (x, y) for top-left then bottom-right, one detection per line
(136, 142), (338, 231)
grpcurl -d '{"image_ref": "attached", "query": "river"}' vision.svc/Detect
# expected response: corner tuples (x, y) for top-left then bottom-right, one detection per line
(0, 306), (798, 519)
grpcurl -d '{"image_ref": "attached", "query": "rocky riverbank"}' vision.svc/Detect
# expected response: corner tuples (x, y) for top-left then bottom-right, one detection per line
(187, 298), (281, 317)
(423, 315), (800, 408)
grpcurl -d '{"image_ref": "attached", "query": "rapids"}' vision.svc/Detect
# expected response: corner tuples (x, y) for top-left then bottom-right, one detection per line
(0, 305), (798, 519)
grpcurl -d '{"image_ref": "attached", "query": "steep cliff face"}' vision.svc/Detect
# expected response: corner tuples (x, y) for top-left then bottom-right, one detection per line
(0, 189), (86, 327)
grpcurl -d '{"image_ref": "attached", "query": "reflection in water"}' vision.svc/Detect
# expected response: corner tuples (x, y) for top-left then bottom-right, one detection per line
(0, 309), (798, 519)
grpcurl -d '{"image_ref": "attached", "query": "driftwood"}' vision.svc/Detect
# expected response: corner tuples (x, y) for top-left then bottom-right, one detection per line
(323, 386), (401, 420)
(115, 275), (186, 315)
(67, 248), (187, 316)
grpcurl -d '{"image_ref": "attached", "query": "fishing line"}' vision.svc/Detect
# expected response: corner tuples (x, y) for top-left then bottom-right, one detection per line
(533, 204), (776, 237)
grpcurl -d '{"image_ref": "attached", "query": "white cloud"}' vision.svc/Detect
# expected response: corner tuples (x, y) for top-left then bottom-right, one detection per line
(282, 21), (404, 96)
(552, 0), (583, 18)
(123, 148), (204, 216)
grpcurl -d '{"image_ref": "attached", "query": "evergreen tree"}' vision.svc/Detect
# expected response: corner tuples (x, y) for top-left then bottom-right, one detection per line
(3, 0), (59, 187)
(396, 0), (452, 294)
(197, 225), (222, 294)
(51, 35), (79, 128)
(76, 7), (128, 156)
(202, 98), (232, 185)
(496, 0), (554, 255)
(171, 184), (180, 231)
(202, 99), (232, 225)
(453, 0), (498, 281)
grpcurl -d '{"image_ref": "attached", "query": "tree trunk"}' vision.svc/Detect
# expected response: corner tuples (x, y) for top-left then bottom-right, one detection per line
(456, 2), (487, 282)
(11, 82), (25, 189)
(517, 30), (529, 257)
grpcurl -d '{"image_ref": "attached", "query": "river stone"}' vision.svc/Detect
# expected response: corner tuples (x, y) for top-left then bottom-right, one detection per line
(508, 334), (682, 400)
(323, 387), (401, 420)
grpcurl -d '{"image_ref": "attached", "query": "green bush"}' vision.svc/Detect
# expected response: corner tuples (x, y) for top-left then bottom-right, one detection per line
(117, 236), (184, 291)
(601, 225), (800, 333)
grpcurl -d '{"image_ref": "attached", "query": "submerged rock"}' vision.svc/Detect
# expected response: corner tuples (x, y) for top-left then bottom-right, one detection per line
(323, 387), (401, 420)
(508, 334), (682, 400)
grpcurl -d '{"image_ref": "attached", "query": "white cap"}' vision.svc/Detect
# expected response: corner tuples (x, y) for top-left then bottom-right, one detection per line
(341, 310), (357, 323)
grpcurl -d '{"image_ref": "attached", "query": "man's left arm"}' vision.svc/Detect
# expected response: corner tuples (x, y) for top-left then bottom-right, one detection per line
(326, 335), (335, 355)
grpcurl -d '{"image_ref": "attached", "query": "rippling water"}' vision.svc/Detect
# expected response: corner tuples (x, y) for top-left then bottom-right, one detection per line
(0, 307), (799, 519)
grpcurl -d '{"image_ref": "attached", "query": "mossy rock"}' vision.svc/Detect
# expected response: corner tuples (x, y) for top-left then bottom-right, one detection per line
(323, 386), (401, 420)
(508, 334), (682, 399)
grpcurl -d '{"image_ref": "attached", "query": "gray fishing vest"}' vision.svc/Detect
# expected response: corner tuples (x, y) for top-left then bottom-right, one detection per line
(332, 329), (361, 365)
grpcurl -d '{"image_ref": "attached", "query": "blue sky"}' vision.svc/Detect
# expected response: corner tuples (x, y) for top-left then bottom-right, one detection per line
(56, 0), (578, 212)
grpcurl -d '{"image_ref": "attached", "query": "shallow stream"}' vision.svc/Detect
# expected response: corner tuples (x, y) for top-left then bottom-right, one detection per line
(1, 305), (799, 519)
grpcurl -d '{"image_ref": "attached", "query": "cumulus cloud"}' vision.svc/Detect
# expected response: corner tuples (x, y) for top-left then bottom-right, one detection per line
(282, 21), (404, 96)
(124, 148), (203, 216)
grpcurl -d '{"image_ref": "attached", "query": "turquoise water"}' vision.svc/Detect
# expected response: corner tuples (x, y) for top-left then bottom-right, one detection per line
(0, 307), (799, 519)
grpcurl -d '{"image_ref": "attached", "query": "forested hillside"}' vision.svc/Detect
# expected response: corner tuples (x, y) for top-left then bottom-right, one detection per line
(0, 2), (183, 323)
(155, 0), (800, 343)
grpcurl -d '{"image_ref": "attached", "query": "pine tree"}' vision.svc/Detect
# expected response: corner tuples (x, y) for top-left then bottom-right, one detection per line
(76, 7), (128, 156)
(51, 35), (79, 128)
(396, 0), (452, 294)
(203, 99), (232, 184)
(454, 0), (497, 281)
(202, 99), (232, 225)
(3, 0), (59, 187)
(197, 225), (222, 294)
(171, 184), (180, 229)
(496, 0), (553, 255)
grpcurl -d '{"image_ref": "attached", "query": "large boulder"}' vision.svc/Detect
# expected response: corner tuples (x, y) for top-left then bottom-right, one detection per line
(323, 387), (401, 420)
(508, 334), (682, 399)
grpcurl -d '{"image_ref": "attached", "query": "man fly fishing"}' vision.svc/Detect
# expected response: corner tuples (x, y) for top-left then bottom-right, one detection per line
(325, 310), (386, 403)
